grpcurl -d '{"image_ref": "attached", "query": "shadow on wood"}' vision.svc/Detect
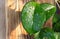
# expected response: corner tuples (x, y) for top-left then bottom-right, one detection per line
(18, 34), (34, 39)
(7, 7), (34, 39)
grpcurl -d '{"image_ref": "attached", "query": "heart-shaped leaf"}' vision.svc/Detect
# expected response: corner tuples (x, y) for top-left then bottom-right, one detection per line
(21, 2), (46, 35)
(22, 2), (38, 35)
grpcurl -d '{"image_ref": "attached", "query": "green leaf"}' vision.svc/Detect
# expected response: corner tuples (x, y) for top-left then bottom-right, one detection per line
(22, 2), (38, 35)
(54, 32), (60, 39)
(39, 27), (55, 39)
(53, 13), (58, 23)
(32, 4), (46, 33)
(53, 21), (60, 32)
(21, 2), (56, 35)
(21, 2), (46, 35)
(53, 13), (60, 32)
(34, 32), (40, 39)
(39, 3), (56, 20)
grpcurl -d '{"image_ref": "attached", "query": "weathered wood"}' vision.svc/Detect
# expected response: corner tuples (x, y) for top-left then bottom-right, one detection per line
(6, 0), (55, 39)
(0, 0), (6, 39)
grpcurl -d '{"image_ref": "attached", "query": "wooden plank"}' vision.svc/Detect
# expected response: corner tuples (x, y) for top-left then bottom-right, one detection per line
(0, 0), (6, 39)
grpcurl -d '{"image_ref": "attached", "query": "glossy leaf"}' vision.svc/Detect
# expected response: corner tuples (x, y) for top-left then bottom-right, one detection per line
(22, 2), (38, 35)
(21, 2), (56, 35)
(32, 4), (46, 33)
(39, 27), (55, 39)
(39, 3), (56, 20)
(21, 2), (46, 35)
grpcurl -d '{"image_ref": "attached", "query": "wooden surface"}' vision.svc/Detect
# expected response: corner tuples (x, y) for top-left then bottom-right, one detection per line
(6, 0), (55, 39)
(0, 0), (6, 39)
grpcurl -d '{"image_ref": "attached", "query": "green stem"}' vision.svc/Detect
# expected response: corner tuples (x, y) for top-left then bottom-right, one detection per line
(33, 32), (40, 39)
